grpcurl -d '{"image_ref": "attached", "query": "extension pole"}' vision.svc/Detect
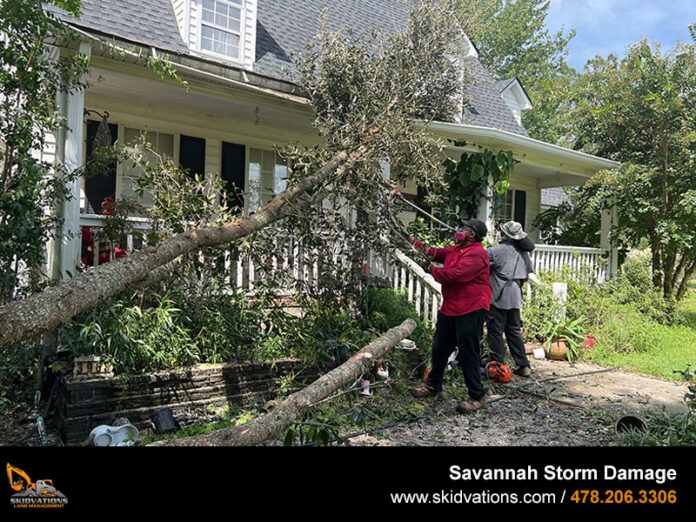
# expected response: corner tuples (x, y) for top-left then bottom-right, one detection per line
(391, 190), (456, 231)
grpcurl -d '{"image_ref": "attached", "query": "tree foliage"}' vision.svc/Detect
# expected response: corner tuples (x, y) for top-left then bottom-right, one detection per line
(566, 37), (696, 300)
(0, 0), (471, 350)
(0, 0), (89, 304)
(455, 0), (576, 143)
(256, 0), (469, 313)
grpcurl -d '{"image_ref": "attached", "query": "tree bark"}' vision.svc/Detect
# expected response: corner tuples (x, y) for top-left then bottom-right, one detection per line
(0, 148), (365, 349)
(151, 318), (417, 446)
(675, 258), (696, 302)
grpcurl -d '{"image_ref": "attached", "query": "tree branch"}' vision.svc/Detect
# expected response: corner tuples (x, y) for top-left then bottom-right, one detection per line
(150, 318), (417, 446)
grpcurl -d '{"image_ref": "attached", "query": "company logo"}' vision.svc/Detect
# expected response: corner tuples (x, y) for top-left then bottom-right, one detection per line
(6, 463), (68, 509)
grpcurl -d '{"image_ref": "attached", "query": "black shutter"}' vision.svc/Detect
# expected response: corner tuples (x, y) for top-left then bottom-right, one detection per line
(179, 135), (206, 179)
(514, 190), (527, 228)
(221, 142), (246, 211)
(85, 121), (118, 214)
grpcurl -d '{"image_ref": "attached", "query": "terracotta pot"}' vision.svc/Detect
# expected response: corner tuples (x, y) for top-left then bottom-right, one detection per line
(547, 339), (569, 360)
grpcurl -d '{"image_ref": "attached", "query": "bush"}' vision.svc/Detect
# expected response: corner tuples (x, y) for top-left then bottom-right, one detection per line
(59, 290), (314, 374)
(522, 256), (684, 359)
(361, 287), (434, 359)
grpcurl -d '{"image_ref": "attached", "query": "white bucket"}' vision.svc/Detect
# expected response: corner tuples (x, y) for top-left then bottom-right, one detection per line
(533, 347), (546, 360)
(89, 423), (139, 446)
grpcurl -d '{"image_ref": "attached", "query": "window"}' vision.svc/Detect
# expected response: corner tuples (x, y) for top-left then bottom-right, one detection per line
(121, 127), (175, 207)
(492, 189), (527, 229)
(200, 0), (243, 60)
(247, 147), (287, 213)
(493, 190), (513, 225)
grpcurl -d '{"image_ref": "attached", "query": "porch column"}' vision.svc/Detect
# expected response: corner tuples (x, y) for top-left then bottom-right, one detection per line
(58, 41), (91, 279)
(44, 44), (64, 282)
(477, 174), (494, 239)
(600, 198), (619, 279)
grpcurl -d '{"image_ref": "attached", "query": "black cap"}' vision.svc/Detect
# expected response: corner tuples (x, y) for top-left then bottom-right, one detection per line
(461, 219), (488, 241)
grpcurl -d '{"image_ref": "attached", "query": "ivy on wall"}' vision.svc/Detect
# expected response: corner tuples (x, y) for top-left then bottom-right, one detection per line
(443, 149), (515, 220)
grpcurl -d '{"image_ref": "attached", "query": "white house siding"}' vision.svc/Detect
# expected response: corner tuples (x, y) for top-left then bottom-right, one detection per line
(502, 90), (523, 126)
(171, 0), (189, 44)
(242, 0), (258, 68)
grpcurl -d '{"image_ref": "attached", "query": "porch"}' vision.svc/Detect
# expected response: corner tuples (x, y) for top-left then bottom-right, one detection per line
(79, 214), (609, 327)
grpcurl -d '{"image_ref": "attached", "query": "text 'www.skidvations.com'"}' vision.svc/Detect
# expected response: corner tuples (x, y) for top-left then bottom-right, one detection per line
(389, 489), (564, 505)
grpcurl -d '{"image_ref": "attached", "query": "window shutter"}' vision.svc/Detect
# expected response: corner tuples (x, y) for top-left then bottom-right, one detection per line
(514, 190), (526, 228)
(221, 141), (245, 211)
(179, 135), (206, 179)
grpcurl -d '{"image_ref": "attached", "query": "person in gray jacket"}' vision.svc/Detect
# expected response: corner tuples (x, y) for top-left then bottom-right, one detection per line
(486, 221), (535, 377)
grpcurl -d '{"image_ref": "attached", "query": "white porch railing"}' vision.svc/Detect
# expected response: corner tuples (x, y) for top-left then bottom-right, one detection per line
(78, 214), (323, 295)
(384, 244), (609, 327)
(79, 214), (150, 265)
(388, 249), (443, 326)
(77, 214), (608, 317)
(531, 244), (608, 283)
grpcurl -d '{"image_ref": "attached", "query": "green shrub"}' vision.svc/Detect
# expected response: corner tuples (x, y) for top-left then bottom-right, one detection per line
(0, 342), (45, 417)
(59, 290), (313, 374)
(60, 293), (201, 374)
(361, 287), (434, 359)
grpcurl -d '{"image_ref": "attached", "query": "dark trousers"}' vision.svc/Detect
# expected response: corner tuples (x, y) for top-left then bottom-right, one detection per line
(425, 309), (487, 400)
(487, 305), (529, 368)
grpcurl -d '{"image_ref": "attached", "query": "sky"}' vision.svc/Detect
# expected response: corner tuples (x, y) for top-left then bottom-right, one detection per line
(545, 0), (696, 71)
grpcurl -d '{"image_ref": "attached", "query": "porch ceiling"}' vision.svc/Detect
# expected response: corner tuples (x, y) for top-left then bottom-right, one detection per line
(426, 121), (620, 188)
(85, 58), (317, 141)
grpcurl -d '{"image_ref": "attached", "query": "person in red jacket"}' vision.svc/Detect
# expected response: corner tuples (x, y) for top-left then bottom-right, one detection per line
(409, 219), (492, 413)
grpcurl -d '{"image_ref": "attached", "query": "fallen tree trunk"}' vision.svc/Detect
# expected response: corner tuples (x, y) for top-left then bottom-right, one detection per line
(151, 318), (417, 446)
(0, 148), (364, 349)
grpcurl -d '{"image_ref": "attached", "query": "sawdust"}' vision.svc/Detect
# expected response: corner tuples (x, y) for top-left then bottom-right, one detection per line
(347, 358), (691, 447)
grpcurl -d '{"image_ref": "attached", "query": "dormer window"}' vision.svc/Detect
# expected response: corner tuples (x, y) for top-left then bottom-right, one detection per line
(200, 0), (243, 60)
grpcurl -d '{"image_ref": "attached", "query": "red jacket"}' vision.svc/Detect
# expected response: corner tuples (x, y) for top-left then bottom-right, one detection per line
(410, 239), (491, 316)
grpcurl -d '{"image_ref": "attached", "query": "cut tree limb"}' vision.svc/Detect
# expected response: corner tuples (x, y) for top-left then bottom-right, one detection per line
(0, 148), (365, 349)
(151, 318), (417, 446)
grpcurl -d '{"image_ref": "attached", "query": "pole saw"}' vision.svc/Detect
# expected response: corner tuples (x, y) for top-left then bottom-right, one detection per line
(389, 189), (457, 232)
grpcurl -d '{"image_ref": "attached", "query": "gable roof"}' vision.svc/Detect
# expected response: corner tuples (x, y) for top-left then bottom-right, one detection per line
(461, 59), (529, 137)
(48, 0), (529, 135)
(47, 0), (189, 54)
(255, 0), (409, 81)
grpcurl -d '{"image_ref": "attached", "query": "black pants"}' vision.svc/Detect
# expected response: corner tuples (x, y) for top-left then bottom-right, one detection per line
(487, 305), (529, 368)
(425, 309), (487, 400)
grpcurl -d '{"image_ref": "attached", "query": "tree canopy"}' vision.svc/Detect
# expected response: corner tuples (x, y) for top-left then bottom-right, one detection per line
(455, 0), (576, 143)
(0, 0), (89, 304)
(565, 34), (696, 300)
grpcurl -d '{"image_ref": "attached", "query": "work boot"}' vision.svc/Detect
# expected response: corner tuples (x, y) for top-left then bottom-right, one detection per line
(456, 395), (487, 413)
(514, 365), (531, 378)
(411, 385), (441, 399)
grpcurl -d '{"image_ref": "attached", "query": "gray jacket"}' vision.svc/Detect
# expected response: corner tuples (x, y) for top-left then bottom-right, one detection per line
(487, 242), (534, 310)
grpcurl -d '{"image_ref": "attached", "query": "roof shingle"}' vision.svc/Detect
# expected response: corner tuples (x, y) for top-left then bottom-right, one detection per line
(49, 0), (528, 135)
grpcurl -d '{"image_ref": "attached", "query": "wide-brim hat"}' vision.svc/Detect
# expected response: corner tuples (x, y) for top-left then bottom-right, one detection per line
(461, 219), (488, 240)
(500, 220), (527, 240)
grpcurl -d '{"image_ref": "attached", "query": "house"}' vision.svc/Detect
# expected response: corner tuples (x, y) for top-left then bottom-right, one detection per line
(42, 0), (619, 312)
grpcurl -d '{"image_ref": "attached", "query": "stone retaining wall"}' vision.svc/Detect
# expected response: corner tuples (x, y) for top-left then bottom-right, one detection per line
(54, 359), (321, 444)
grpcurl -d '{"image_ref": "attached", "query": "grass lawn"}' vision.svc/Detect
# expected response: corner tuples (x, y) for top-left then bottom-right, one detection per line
(587, 287), (696, 381)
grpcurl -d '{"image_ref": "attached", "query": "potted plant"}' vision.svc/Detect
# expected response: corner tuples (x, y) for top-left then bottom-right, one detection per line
(540, 315), (587, 362)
